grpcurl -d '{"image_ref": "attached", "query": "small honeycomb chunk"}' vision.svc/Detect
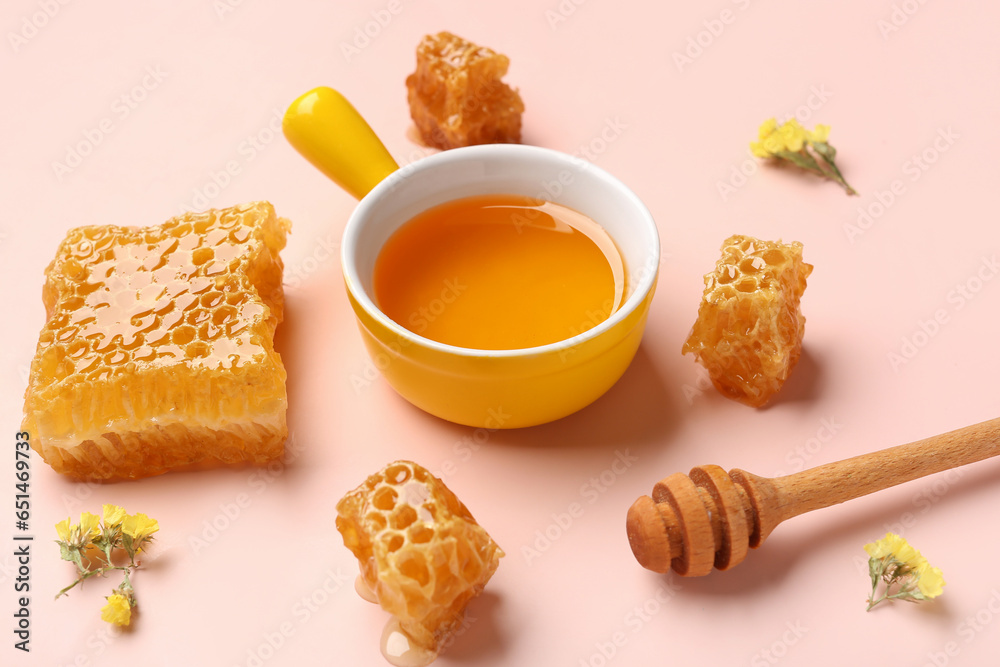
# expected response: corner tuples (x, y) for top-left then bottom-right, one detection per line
(406, 31), (524, 150)
(22, 201), (290, 480)
(336, 460), (503, 663)
(682, 235), (813, 407)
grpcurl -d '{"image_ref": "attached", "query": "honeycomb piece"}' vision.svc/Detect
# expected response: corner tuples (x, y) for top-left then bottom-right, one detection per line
(22, 201), (291, 480)
(406, 31), (524, 150)
(336, 461), (503, 661)
(682, 235), (813, 408)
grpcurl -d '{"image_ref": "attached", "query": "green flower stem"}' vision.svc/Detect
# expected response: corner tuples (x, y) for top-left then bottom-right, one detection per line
(120, 568), (134, 593)
(867, 588), (922, 611)
(866, 554), (923, 611)
(55, 565), (129, 600)
(817, 155), (857, 196)
(774, 147), (858, 196)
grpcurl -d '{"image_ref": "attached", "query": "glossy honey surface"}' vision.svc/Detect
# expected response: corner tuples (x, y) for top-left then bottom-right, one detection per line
(373, 194), (624, 350)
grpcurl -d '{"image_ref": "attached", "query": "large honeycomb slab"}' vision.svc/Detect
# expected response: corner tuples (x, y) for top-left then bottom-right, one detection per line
(336, 460), (503, 660)
(682, 235), (812, 407)
(406, 31), (524, 150)
(22, 201), (290, 480)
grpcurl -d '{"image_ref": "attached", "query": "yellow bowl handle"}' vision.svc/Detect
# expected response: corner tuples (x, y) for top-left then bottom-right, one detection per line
(282, 87), (400, 200)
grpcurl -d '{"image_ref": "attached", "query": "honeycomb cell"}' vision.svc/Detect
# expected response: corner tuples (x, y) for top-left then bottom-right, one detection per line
(21, 201), (291, 480)
(406, 31), (524, 150)
(336, 460), (503, 662)
(682, 235), (812, 408)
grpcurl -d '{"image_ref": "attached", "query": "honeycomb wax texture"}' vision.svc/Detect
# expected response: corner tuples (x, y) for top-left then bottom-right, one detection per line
(22, 201), (290, 480)
(682, 235), (813, 407)
(406, 31), (524, 150)
(336, 460), (503, 654)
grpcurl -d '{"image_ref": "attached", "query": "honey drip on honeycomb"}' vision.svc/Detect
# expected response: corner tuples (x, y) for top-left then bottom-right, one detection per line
(682, 235), (813, 408)
(406, 31), (524, 150)
(22, 201), (290, 480)
(336, 461), (503, 666)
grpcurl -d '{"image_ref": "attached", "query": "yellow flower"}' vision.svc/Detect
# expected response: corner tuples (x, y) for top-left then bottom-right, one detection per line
(757, 118), (778, 140)
(100, 594), (132, 627)
(776, 119), (807, 152)
(865, 532), (945, 610)
(864, 532), (918, 566)
(79, 512), (101, 541)
(122, 513), (159, 542)
(808, 124), (830, 143)
(749, 117), (855, 194)
(55, 518), (73, 543)
(916, 561), (946, 598)
(762, 133), (785, 154)
(102, 504), (127, 527)
(750, 118), (781, 157)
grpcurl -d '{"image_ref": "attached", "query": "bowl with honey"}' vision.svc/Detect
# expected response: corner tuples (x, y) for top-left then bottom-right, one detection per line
(341, 143), (659, 428)
(282, 87), (659, 428)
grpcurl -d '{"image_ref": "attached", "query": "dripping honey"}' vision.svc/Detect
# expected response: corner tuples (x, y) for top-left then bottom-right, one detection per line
(373, 194), (625, 350)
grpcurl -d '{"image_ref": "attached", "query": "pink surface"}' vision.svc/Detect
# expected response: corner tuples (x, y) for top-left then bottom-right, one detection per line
(2, 1), (999, 666)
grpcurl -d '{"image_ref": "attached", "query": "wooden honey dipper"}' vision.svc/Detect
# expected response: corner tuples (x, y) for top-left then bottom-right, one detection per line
(627, 417), (1000, 576)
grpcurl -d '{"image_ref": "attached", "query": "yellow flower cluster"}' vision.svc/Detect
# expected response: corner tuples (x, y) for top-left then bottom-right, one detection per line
(864, 532), (945, 610)
(54, 505), (159, 627)
(55, 512), (100, 549)
(750, 117), (855, 195)
(751, 118), (830, 157)
(101, 593), (133, 627)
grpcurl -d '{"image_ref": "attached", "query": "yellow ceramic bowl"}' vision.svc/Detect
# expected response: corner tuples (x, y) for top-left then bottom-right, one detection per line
(341, 144), (659, 428)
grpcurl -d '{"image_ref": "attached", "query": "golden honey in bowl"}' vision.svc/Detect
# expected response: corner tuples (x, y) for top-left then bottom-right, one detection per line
(374, 194), (625, 350)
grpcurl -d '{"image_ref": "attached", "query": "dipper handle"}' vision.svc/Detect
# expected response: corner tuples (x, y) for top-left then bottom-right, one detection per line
(627, 417), (1000, 576)
(283, 87), (399, 200)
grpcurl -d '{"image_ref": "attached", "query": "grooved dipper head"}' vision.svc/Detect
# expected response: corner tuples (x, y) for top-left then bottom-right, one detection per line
(626, 495), (675, 574)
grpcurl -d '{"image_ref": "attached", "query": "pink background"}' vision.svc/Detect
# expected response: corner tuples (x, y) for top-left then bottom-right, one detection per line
(3, 1), (1000, 665)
